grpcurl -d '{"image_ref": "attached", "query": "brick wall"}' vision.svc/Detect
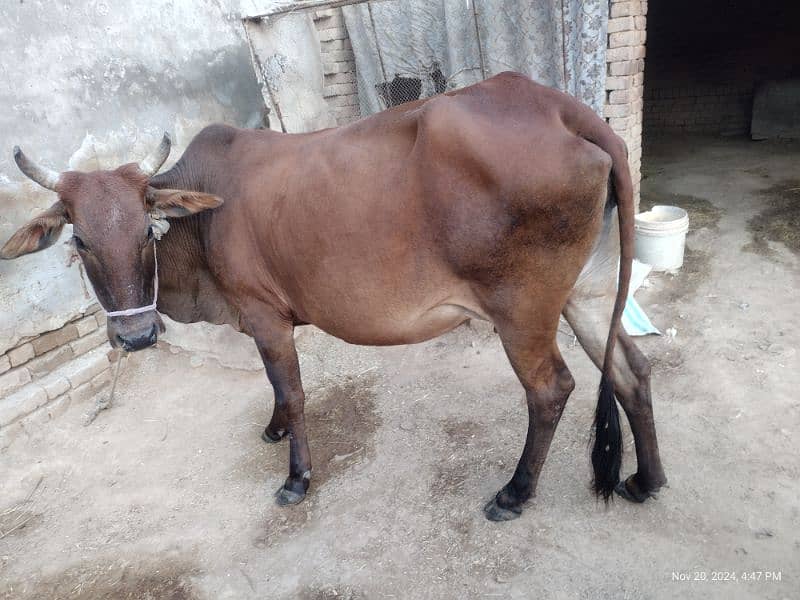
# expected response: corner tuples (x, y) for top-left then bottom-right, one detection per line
(643, 0), (800, 137)
(313, 7), (361, 125)
(644, 61), (754, 137)
(0, 305), (115, 430)
(604, 0), (647, 207)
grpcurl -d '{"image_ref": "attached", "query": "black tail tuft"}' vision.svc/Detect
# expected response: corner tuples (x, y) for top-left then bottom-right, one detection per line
(591, 374), (622, 501)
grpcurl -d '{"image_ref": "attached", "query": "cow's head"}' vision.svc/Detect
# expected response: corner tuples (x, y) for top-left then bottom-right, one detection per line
(1, 134), (223, 352)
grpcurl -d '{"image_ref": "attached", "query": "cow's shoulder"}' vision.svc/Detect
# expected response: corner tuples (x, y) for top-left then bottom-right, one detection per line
(190, 123), (242, 149)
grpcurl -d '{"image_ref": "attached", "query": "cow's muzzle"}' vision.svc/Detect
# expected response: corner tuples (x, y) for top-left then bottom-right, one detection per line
(107, 312), (165, 352)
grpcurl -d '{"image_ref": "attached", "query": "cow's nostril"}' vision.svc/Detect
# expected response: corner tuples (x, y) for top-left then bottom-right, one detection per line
(113, 324), (157, 352)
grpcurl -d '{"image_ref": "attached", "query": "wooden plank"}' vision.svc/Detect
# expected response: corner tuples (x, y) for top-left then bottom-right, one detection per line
(243, 0), (387, 21)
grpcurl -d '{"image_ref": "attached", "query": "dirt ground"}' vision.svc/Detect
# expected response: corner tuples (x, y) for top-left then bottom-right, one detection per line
(1, 136), (798, 599)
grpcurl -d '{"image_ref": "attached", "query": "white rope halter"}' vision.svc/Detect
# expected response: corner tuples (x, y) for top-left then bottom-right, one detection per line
(104, 212), (169, 318)
(104, 244), (159, 318)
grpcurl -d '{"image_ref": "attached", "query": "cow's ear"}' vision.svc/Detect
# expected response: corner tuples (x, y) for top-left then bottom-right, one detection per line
(146, 187), (224, 218)
(0, 202), (68, 259)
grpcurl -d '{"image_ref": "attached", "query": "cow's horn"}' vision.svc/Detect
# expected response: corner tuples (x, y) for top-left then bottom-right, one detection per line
(13, 146), (60, 191)
(139, 132), (171, 176)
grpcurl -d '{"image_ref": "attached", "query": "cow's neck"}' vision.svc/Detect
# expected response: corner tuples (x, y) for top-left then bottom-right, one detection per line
(149, 174), (242, 331)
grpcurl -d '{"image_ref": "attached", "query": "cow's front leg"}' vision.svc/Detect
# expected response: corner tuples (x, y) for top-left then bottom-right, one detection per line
(251, 317), (312, 506)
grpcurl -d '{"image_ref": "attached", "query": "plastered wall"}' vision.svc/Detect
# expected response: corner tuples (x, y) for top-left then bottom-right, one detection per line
(0, 0), (276, 355)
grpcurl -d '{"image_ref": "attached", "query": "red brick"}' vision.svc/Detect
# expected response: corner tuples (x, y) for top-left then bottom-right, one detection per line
(329, 94), (360, 108)
(322, 49), (355, 63)
(70, 328), (107, 357)
(608, 115), (634, 132)
(609, 89), (634, 104)
(314, 8), (338, 19)
(0, 384), (47, 427)
(607, 16), (634, 33)
(605, 75), (632, 91)
(315, 14), (344, 30)
(26, 345), (75, 378)
(334, 105), (361, 121)
(609, 29), (646, 49)
(318, 27), (348, 42)
(324, 72), (356, 85)
(75, 314), (99, 337)
(8, 343), (34, 367)
(39, 373), (70, 400)
(321, 39), (349, 51)
(606, 46), (635, 62)
(323, 62), (353, 75)
(63, 347), (109, 389)
(608, 59), (644, 76)
(610, 1), (642, 18)
(604, 103), (631, 118)
(32, 325), (79, 356)
(0, 367), (31, 397)
(323, 82), (358, 98)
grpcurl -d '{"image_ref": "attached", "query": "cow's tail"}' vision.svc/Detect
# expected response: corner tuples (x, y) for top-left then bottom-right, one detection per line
(577, 119), (634, 502)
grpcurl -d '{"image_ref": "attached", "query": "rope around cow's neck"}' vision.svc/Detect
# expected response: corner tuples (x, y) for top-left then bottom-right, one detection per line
(103, 243), (159, 317)
(102, 211), (169, 318)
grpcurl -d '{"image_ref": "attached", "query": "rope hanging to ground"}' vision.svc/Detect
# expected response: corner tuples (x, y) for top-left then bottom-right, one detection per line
(82, 211), (165, 426)
(83, 352), (127, 426)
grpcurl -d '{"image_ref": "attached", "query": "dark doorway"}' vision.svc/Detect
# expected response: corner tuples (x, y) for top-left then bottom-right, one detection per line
(643, 0), (800, 140)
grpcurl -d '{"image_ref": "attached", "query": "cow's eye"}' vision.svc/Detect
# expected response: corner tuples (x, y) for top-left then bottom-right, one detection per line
(72, 235), (87, 251)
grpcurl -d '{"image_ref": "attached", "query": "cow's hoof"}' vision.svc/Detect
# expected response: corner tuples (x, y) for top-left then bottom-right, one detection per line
(274, 485), (306, 506)
(483, 498), (522, 522)
(262, 427), (287, 444)
(614, 475), (651, 503)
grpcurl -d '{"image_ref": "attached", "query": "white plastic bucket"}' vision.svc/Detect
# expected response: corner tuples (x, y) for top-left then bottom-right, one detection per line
(634, 205), (689, 271)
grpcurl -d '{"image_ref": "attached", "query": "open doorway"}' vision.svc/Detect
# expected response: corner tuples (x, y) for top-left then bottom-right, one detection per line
(639, 0), (800, 253)
(644, 0), (800, 140)
(631, 0), (800, 434)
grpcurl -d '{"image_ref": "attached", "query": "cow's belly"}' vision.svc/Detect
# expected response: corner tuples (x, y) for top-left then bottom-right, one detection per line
(330, 304), (486, 346)
(312, 301), (487, 346)
(292, 270), (490, 346)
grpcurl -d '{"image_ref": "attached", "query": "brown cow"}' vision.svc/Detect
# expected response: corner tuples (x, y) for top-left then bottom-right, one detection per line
(1, 73), (666, 520)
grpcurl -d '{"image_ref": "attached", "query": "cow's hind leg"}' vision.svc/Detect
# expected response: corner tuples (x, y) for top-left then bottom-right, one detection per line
(249, 314), (312, 506)
(484, 320), (575, 521)
(563, 295), (667, 501)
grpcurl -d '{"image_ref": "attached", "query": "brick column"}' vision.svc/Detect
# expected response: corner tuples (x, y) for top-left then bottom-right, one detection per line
(604, 0), (647, 208)
(313, 7), (361, 125)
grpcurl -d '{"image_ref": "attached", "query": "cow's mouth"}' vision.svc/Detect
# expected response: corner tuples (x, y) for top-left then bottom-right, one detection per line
(107, 313), (165, 352)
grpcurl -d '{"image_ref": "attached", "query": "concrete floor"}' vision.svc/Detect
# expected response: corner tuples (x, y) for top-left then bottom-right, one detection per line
(1, 136), (798, 599)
